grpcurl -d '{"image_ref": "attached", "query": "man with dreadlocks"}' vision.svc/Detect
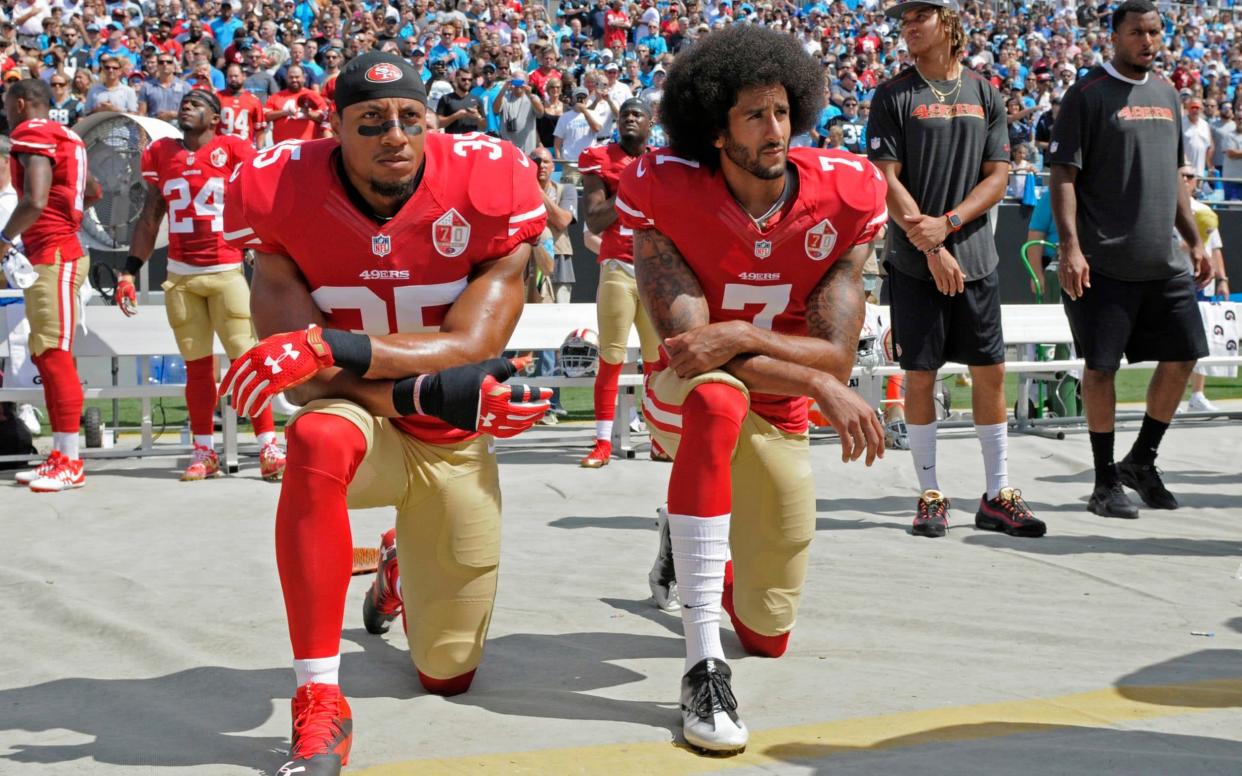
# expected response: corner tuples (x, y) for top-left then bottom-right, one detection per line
(867, 0), (1046, 540)
(616, 25), (887, 754)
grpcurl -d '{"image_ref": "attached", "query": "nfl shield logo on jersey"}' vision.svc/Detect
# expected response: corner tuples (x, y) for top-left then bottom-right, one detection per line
(804, 219), (838, 261)
(371, 234), (392, 257)
(432, 209), (471, 258)
(210, 147), (228, 168)
(754, 240), (772, 259)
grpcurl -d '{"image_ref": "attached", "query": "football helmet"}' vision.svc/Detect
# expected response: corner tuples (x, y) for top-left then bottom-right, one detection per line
(560, 328), (600, 378)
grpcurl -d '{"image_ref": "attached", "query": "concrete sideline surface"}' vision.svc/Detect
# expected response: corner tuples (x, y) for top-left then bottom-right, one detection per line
(0, 419), (1240, 775)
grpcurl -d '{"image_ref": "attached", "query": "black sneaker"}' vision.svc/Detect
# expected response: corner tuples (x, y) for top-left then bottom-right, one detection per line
(1087, 481), (1139, 519)
(680, 658), (748, 754)
(975, 487), (1047, 537)
(912, 490), (949, 537)
(1117, 455), (1178, 509)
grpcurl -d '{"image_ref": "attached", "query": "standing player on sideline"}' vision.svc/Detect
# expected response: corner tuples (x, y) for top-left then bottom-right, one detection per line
(617, 26), (886, 753)
(115, 90), (286, 482)
(867, 0), (1046, 539)
(1049, 0), (1211, 518)
(219, 53), (550, 776)
(5, 79), (100, 493)
(217, 63), (266, 145)
(577, 98), (661, 467)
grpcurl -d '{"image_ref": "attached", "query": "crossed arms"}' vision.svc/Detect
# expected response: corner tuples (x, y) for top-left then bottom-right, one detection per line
(632, 228), (883, 463)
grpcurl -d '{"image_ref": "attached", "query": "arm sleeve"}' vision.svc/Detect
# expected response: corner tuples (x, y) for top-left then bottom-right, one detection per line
(9, 122), (59, 160)
(615, 157), (655, 231)
(487, 152), (548, 258)
(982, 82), (1011, 162)
(1047, 83), (1087, 169)
(222, 162), (287, 254)
(864, 85), (902, 163)
(139, 139), (159, 183)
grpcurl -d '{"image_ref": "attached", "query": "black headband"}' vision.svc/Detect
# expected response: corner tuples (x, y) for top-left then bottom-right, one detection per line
(182, 88), (221, 115)
(619, 97), (650, 116)
(333, 51), (427, 112)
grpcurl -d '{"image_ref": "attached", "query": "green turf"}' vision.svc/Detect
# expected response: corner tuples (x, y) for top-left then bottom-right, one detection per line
(21, 369), (1240, 435)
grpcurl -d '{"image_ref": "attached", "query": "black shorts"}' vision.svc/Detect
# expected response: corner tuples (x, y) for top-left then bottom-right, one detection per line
(887, 266), (1006, 371)
(1062, 271), (1209, 372)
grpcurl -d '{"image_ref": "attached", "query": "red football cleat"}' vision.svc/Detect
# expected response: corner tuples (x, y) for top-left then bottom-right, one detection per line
(276, 682), (352, 776)
(29, 456), (85, 493)
(580, 439), (612, 468)
(260, 440), (287, 482)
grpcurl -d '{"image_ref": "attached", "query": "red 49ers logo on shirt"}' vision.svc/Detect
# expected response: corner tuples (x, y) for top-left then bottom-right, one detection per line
(365, 63), (404, 83)
(432, 209), (471, 257)
(804, 218), (837, 261)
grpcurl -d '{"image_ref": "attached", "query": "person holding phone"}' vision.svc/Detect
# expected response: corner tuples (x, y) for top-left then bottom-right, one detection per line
(492, 74), (544, 153)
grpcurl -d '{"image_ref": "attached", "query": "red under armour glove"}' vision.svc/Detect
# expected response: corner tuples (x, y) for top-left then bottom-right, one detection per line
(397, 357), (553, 438)
(115, 276), (138, 317)
(219, 325), (336, 417)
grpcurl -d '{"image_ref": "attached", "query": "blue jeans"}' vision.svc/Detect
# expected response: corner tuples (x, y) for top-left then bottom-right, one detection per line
(537, 348), (561, 409)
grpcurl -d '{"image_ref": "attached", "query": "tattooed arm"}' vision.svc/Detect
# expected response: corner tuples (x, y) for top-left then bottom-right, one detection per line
(634, 229), (883, 463)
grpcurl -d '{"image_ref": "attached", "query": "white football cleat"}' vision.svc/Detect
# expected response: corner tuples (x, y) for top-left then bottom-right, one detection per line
(29, 457), (85, 492)
(648, 505), (679, 611)
(15, 450), (62, 485)
(680, 658), (748, 754)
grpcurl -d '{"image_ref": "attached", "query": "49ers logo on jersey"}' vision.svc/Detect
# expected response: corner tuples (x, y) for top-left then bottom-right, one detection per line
(209, 147), (228, 168)
(804, 218), (838, 261)
(432, 209), (471, 257)
(365, 63), (403, 83)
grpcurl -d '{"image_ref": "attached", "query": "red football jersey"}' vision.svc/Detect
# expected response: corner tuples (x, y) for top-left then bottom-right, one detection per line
(8, 119), (86, 265)
(616, 147), (889, 432)
(266, 88), (329, 143)
(217, 89), (265, 143)
(224, 132), (547, 444)
(577, 142), (647, 264)
(142, 134), (256, 272)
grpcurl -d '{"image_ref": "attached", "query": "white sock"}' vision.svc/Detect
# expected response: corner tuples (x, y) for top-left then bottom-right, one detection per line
(293, 654), (340, 687)
(54, 432), (80, 460)
(595, 420), (614, 442)
(257, 431), (277, 447)
(668, 512), (729, 673)
(975, 422), (1009, 500)
(193, 434), (214, 449)
(907, 422), (939, 492)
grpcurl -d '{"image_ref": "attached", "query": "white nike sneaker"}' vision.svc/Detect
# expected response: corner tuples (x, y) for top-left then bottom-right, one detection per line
(680, 658), (748, 754)
(648, 505), (679, 611)
(1188, 393), (1219, 413)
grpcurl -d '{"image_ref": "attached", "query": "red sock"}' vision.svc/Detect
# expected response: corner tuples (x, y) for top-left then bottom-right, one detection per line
(184, 356), (217, 437)
(33, 349), (83, 433)
(667, 383), (747, 517)
(277, 413), (367, 659)
(593, 360), (624, 421)
(251, 405), (275, 436)
(721, 560), (790, 658)
(418, 669), (477, 696)
(885, 374), (905, 408)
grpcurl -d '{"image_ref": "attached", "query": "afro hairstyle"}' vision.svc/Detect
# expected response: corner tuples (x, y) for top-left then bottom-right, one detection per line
(661, 25), (823, 170)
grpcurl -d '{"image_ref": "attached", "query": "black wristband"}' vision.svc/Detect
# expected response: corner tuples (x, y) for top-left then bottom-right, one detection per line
(392, 376), (417, 416)
(124, 255), (144, 277)
(320, 328), (373, 377)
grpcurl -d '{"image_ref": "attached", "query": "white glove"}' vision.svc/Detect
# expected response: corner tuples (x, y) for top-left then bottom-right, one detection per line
(1, 246), (36, 290)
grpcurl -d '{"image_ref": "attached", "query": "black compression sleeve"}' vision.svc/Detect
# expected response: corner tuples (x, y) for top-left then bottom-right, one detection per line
(320, 328), (373, 377)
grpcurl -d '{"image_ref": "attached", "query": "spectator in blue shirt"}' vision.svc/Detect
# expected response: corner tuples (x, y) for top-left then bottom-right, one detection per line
(293, 0), (318, 36)
(210, 3), (245, 51)
(428, 26), (469, 71)
(472, 62), (505, 134)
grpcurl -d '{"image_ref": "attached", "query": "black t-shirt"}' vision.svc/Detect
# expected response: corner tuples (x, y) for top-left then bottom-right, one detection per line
(1034, 110), (1056, 144)
(436, 91), (484, 134)
(1048, 64), (1185, 280)
(825, 115), (865, 153)
(867, 67), (1010, 281)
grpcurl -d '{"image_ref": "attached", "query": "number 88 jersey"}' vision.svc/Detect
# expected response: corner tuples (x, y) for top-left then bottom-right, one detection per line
(141, 135), (256, 273)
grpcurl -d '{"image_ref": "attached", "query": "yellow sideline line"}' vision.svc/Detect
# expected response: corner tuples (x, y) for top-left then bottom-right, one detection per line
(353, 676), (1242, 775)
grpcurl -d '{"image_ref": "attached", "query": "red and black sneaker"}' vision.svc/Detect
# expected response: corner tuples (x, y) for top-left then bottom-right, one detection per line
(362, 529), (403, 635)
(912, 489), (949, 538)
(277, 682), (352, 776)
(975, 487), (1047, 537)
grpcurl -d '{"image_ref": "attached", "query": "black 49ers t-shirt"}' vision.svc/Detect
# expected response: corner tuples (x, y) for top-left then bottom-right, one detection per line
(867, 67), (1010, 282)
(1047, 63), (1186, 281)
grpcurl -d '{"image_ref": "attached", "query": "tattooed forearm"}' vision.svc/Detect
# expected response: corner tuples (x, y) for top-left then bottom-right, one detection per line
(634, 228), (710, 339)
(807, 243), (868, 381)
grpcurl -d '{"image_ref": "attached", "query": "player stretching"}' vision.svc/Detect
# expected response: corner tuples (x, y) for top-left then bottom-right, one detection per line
(219, 53), (549, 776)
(577, 98), (662, 467)
(5, 78), (100, 493)
(117, 90), (286, 481)
(617, 27), (886, 753)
